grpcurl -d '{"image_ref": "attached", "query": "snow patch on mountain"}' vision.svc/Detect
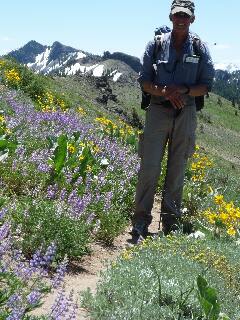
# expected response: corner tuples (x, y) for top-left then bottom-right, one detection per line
(214, 62), (240, 72)
(75, 52), (86, 60)
(13, 41), (129, 81)
(111, 70), (122, 82)
(65, 63), (99, 75)
(92, 65), (104, 77)
(27, 47), (51, 73)
(26, 47), (89, 75)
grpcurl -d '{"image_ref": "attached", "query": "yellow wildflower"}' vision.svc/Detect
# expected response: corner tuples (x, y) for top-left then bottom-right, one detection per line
(86, 165), (92, 172)
(4, 128), (12, 134)
(79, 142), (85, 147)
(191, 175), (199, 182)
(121, 249), (132, 261)
(78, 107), (86, 115)
(227, 227), (236, 236)
(219, 212), (228, 222)
(5, 68), (21, 83)
(93, 145), (100, 153)
(207, 185), (214, 194)
(68, 144), (76, 153)
(214, 194), (224, 205)
(0, 60), (6, 67)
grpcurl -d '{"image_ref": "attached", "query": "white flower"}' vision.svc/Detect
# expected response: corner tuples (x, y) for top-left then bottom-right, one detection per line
(188, 230), (205, 239)
(100, 158), (109, 166)
(219, 312), (230, 319)
(236, 239), (240, 246)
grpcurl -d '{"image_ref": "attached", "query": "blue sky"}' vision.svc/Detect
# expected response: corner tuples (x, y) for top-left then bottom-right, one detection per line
(1, 0), (240, 67)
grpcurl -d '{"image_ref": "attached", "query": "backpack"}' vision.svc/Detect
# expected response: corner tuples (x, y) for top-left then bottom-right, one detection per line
(141, 26), (204, 111)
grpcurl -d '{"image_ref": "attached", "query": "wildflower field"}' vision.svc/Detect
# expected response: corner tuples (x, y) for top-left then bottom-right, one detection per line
(1, 58), (240, 319)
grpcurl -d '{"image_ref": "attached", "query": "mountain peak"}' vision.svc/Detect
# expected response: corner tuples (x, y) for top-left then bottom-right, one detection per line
(5, 40), (141, 80)
(24, 40), (44, 48)
(48, 41), (78, 62)
(7, 40), (47, 64)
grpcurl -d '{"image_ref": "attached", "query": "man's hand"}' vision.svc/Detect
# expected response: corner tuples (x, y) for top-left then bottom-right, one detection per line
(142, 81), (209, 109)
(142, 82), (191, 109)
(162, 85), (188, 109)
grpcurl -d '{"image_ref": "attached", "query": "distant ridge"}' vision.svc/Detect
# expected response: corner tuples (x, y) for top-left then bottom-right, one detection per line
(5, 40), (141, 82)
(4, 40), (240, 104)
(102, 51), (141, 73)
(47, 41), (78, 63)
(8, 40), (47, 64)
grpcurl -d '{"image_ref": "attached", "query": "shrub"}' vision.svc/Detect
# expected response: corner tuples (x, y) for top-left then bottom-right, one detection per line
(0, 207), (78, 319)
(82, 236), (240, 319)
(1, 89), (138, 256)
(10, 198), (91, 260)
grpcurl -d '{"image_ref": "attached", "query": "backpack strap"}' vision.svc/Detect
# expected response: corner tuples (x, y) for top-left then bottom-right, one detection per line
(192, 37), (202, 57)
(152, 35), (162, 65)
(141, 38), (162, 110)
(191, 37), (205, 111)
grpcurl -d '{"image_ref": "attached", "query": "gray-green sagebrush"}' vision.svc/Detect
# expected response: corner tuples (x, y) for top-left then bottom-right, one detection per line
(82, 236), (240, 319)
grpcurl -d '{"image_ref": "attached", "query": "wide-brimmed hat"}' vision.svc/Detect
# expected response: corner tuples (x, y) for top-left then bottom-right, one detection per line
(170, 0), (195, 16)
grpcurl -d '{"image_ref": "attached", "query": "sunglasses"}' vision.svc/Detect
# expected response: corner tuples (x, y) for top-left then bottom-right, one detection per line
(173, 12), (191, 18)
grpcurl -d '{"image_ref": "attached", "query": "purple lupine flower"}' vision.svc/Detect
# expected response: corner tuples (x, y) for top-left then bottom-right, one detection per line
(0, 222), (10, 241)
(59, 188), (67, 201)
(65, 303), (77, 320)
(50, 290), (69, 318)
(7, 293), (22, 308)
(2, 91), (139, 237)
(0, 207), (8, 220)
(66, 191), (91, 219)
(86, 212), (96, 225)
(104, 191), (113, 211)
(51, 290), (77, 320)
(0, 239), (11, 257)
(12, 159), (18, 170)
(47, 185), (58, 200)
(52, 256), (68, 288)
(6, 307), (25, 320)
(14, 261), (34, 281)
(38, 163), (51, 173)
(27, 290), (41, 306)
(29, 250), (42, 268)
(42, 242), (57, 265)
(13, 249), (23, 261)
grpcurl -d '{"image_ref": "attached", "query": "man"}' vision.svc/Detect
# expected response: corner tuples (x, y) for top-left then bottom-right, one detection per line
(131, 0), (214, 241)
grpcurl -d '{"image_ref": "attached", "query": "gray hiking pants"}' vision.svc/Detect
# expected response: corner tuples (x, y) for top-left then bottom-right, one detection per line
(132, 102), (197, 226)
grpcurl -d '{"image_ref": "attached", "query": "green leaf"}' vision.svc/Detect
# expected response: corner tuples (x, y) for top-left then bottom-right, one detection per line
(197, 275), (221, 320)
(47, 136), (55, 149)
(204, 287), (218, 306)
(73, 131), (80, 142)
(53, 134), (67, 175)
(0, 139), (8, 150)
(197, 275), (208, 297)
(199, 296), (213, 316)
(0, 139), (18, 152)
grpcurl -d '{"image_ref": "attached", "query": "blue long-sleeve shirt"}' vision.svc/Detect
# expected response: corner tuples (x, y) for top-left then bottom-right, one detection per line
(138, 32), (214, 92)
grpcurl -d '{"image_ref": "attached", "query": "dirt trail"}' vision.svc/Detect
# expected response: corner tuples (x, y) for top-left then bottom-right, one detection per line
(34, 197), (161, 319)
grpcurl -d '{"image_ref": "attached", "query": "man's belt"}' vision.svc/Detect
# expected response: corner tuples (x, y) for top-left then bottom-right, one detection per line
(151, 99), (174, 108)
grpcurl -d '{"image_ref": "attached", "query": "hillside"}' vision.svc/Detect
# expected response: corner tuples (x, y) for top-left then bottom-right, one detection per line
(213, 69), (240, 106)
(1, 49), (239, 180)
(5, 40), (240, 116)
(1, 55), (240, 319)
(51, 73), (240, 181)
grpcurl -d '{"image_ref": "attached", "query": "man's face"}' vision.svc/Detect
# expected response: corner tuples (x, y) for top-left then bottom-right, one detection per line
(171, 12), (193, 33)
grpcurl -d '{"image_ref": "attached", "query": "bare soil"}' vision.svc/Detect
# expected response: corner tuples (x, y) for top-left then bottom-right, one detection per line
(34, 197), (161, 319)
